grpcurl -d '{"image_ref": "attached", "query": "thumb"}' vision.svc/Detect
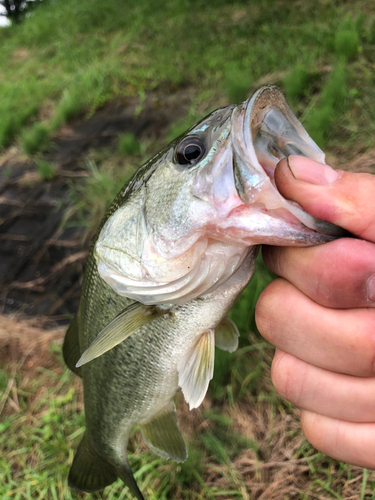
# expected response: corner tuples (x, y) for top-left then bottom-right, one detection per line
(275, 156), (375, 242)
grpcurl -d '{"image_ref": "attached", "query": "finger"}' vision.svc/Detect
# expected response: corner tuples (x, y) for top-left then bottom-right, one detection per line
(272, 350), (375, 422)
(301, 410), (375, 469)
(262, 238), (375, 309)
(255, 278), (375, 377)
(275, 156), (375, 242)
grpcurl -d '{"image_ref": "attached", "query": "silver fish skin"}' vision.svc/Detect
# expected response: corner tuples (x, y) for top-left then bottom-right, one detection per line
(63, 86), (345, 499)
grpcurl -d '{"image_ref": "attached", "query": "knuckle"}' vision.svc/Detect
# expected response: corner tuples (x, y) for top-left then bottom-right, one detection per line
(300, 410), (322, 448)
(271, 352), (304, 405)
(254, 290), (272, 338)
(348, 313), (375, 377)
(271, 351), (290, 399)
(308, 239), (375, 309)
(362, 330), (375, 377)
(337, 172), (375, 241)
(255, 279), (284, 341)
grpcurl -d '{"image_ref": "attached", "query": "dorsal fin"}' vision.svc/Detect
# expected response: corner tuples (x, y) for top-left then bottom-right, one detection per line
(76, 303), (168, 367)
(177, 329), (215, 410)
(215, 316), (239, 353)
(140, 401), (187, 462)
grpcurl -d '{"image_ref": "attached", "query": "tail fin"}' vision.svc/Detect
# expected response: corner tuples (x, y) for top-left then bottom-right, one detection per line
(68, 432), (144, 500)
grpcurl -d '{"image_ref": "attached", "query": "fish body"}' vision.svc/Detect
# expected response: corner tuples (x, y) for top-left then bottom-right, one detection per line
(63, 86), (344, 499)
(66, 245), (257, 498)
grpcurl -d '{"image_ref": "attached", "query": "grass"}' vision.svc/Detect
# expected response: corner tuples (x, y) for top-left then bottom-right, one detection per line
(283, 64), (312, 103)
(305, 62), (347, 147)
(2, 320), (375, 499)
(67, 152), (139, 237)
(0, 0), (374, 155)
(224, 63), (253, 104)
(21, 124), (50, 156)
(118, 133), (141, 156)
(334, 15), (361, 61)
(36, 160), (57, 180)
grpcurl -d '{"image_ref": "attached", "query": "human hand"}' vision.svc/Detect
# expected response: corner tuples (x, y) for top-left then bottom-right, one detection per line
(256, 155), (375, 468)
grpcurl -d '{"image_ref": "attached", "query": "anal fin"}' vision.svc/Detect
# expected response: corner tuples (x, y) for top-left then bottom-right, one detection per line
(140, 401), (187, 463)
(63, 315), (82, 377)
(177, 329), (215, 410)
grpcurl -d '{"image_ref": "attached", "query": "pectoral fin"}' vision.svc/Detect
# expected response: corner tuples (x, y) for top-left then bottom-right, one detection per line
(140, 401), (187, 462)
(177, 329), (215, 410)
(76, 303), (168, 367)
(215, 316), (239, 353)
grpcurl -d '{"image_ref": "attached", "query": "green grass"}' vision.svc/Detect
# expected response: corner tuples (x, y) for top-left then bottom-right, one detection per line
(67, 157), (136, 236)
(118, 133), (141, 156)
(335, 29), (360, 61)
(334, 15), (361, 61)
(224, 63), (252, 104)
(283, 64), (310, 102)
(305, 62), (347, 146)
(0, 0), (373, 154)
(21, 124), (50, 156)
(0, 360), (83, 500)
(36, 159), (57, 180)
(2, 333), (375, 499)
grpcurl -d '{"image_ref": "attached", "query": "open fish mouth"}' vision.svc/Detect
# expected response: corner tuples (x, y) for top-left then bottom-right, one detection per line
(221, 85), (344, 244)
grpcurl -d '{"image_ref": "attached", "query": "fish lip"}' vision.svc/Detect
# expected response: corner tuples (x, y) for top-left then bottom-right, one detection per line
(208, 202), (342, 247)
(227, 86), (346, 241)
(241, 85), (326, 180)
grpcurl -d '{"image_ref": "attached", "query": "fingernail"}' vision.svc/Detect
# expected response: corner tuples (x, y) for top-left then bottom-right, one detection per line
(288, 155), (339, 185)
(366, 274), (375, 302)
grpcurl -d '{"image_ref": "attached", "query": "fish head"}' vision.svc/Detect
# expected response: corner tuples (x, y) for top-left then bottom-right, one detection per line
(95, 86), (344, 304)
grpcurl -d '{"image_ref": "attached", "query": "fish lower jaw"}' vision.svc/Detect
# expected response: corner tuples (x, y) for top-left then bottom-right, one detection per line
(207, 204), (336, 247)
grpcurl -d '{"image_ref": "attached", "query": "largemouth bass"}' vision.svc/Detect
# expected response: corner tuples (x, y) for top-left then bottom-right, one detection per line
(63, 86), (344, 499)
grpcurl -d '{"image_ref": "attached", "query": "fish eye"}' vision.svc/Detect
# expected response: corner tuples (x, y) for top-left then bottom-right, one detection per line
(175, 137), (206, 166)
